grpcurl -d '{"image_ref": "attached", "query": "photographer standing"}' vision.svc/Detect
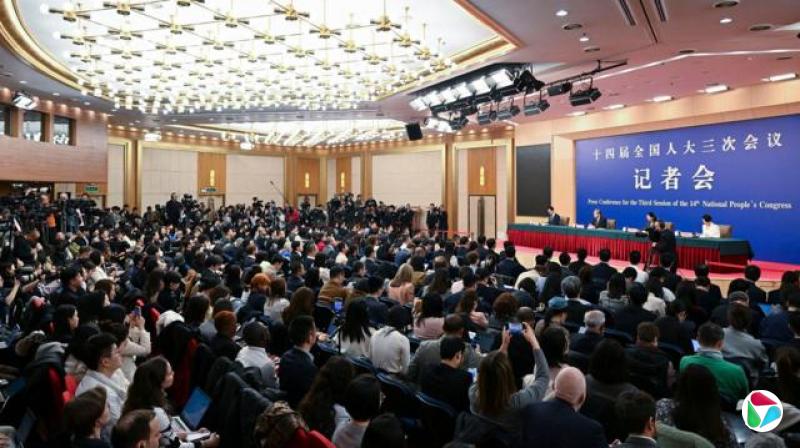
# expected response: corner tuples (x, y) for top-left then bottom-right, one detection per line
(14, 228), (40, 266)
(165, 193), (182, 226)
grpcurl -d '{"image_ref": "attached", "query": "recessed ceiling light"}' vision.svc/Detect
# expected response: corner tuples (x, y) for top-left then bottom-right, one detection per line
(52, 92), (60, 96)
(749, 24), (773, 32)
(19, 80), (27, 84)
(652, 95), (673, 102)
(704, 84), (729, 94)
(579, 34), (590, 42)
(720, 17), (733, 24)
(604, 104), (625, 110)
(83, 101), (90, 106)
(567, 111), (586, 117)
(764, 72), (797, 82)
(556, 9), (568, 17)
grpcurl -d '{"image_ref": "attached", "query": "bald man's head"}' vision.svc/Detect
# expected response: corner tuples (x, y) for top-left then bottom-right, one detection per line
(554, 366), (587, 410)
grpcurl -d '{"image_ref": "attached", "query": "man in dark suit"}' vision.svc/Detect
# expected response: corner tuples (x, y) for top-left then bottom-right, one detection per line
(744, 265), (768, 304)
(496, 246), (526, 281)
(694, 264), (722, 313)
(625, 323), (671, 399)
(570, 310), (605, 356)
(420, 336), (472, 413)
(568, 248), (591, 275)
(279, 315), (319, 408)
(591, 209), (608, 229)
(591, 248), (617, 289)
(546, 205), (562, 226)
(659, 253), (681, 292)
(614, 284), (657, 339)
(654, 221), (677, 273)
(165, 192), (182, 226)
(286, 261), (306, 293)
(615, 391), (659, 447)
(520, 367), (607, 448)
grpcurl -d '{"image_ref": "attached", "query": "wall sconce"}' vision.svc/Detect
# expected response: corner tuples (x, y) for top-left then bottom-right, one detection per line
(209, 169), (216, 187)
(340, 172), (346, 189)
(304, 172), (310, 188)
(479, 165), (485, 187)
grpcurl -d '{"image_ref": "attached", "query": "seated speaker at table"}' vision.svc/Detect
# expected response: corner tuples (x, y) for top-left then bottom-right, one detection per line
(547, 205), (562, 226)
(591, 209), (608, 229)
(701, 214), (721, 238)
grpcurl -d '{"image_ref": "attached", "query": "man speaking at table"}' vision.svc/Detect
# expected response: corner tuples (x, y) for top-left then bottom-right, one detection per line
(591, 209), (608, 229)
(547, 206), (562, 226)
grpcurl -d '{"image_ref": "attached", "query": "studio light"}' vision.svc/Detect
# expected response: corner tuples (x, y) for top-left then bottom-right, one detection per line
(490, 69), (515, 89)
(470, 77), (492, 95)
(454, 82), (473, 99)
(440, 88), (457, 104)
(409, 97), (427, 111)
(524, 98), (550, 116)
(569, 83), (602, 106)
(12, 91), (37, 110)
(547, 82), (572, 96)
(424, 91), (443, 106)
(513, 69), (545, 94)
(476, 108), (492, 125)
(450, 115), (469, 131)
(496, 102), (520, 120)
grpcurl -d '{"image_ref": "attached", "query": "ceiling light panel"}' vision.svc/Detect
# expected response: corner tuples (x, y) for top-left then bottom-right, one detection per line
(27, 0), (497, 114)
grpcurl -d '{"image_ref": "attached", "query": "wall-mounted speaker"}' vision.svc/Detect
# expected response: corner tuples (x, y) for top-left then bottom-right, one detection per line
(405, 122), (423, 141)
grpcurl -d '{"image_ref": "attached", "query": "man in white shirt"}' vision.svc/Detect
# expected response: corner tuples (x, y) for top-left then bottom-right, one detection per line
(627, 251), (648, 285)
(76, 333), (128, 442)
(700, 214), (721, 238)
(236, 321), (278, 387)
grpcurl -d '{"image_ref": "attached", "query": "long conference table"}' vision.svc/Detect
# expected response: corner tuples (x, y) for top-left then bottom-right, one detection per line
(507, 224), (753, 270)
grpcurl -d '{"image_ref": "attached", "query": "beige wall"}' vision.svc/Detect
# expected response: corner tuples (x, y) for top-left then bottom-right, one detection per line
(107, 143), (125, 208)
(140, 148), (198, 209)
(226, 154), (285, 205)
(372, 149), (443, 207)
(351, 156), (361, 196)
(515, 78), (800, 223)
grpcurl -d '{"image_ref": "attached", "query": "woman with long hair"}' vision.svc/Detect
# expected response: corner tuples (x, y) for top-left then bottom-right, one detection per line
(423, 268), (451, 297)
(298, 356), (355, 439)
(335, 299), (374, 357)
(454, 289), (488, 330)
(265, 277), (290, 323)
(388, 264), (415, 305)
(223, 264), (244, 299)
(64, 386), (111, 448)
(144, 269), (165, 305)
(656, 364), (737, 448)
(469, 324), (549, 427)
(52, 304), (80, 344)
(414, 293), (444, 340)
(282, 287), (316, 326)
(122, 356), (219, 447)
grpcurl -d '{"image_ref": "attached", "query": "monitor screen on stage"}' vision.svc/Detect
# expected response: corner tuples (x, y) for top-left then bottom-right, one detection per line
(575, 114), (800, 264)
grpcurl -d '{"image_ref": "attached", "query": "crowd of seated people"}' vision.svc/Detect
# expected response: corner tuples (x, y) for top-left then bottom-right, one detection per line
(0, 190), (799, 447)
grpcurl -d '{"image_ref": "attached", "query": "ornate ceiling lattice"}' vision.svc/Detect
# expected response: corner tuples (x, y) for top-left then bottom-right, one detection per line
(34, 0), (492, 114)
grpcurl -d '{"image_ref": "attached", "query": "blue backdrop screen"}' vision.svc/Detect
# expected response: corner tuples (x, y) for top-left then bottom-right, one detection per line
(575, 114), (800, 264)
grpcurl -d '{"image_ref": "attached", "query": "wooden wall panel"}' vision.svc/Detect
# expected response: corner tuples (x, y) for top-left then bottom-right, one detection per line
(296, 158), (320, 196)
(197, 152), (227, 194)
(0, 86), (108, 183)
(335, 157), (352, 194)
(467, 147), (496, 195)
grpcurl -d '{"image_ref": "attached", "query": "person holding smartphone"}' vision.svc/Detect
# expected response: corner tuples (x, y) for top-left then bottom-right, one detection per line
(467, 321), (549, 427)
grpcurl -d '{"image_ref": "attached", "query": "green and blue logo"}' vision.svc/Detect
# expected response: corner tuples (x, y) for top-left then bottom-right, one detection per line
(742, 390), (783, 432)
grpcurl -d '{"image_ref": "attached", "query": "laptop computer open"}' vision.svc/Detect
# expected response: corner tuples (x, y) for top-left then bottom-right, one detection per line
(171, 387), (212, 442)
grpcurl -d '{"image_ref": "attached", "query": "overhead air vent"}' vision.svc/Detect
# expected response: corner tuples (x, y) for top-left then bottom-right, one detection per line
(749, 24), (773, 32)
(616, 0), (637, 26)
(713, 0), (739, 8)
(652, 0), (669, 22)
